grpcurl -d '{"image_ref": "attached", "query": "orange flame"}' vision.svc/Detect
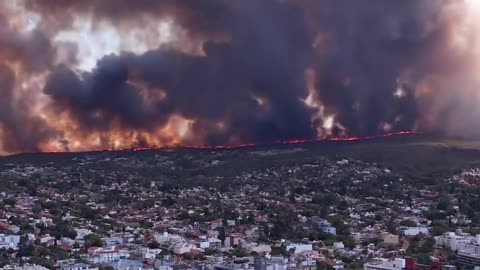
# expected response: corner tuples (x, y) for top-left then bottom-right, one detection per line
(98, 130), (416, 153)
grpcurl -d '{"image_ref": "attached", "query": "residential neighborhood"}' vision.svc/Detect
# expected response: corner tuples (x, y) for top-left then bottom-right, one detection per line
(0, 143), (478, 270)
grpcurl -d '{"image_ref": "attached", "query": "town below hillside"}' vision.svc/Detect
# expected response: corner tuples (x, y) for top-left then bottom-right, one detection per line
(0, 135), (480, 270)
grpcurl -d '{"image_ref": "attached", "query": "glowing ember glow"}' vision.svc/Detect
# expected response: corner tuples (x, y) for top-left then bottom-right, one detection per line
(103, 131), (417, 153)
(34, 130), (417, 155)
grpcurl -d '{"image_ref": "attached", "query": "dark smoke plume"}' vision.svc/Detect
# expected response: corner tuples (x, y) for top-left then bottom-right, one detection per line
(0, 11), (57, 153)
(0, 0), (477, 153)
(0, 64), (54, 153)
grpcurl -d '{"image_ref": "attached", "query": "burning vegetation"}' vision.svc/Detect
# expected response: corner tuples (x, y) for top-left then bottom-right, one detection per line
(1, 1), (480, 154)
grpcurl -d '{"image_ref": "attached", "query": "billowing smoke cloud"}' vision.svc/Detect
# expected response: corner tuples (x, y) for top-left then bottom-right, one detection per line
(0, 64), (55, 153)
(0, 0), (479, 154)
(0, 9), (58, 153)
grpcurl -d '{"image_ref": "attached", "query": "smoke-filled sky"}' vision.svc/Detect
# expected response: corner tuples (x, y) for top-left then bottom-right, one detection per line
(1, 0), (480, 154)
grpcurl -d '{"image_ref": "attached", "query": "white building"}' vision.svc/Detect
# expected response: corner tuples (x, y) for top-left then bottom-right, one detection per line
(333, 242), (345, 250)
(60, 263), (98, 270)
(458, 251), (480, 269)
(34, 217), (53, 227)
(0, 234), (20, 250)
(199, 241), (210, 249)
(141, 248), (162, 260)
(402, 227), (429, 237)
(200, 238), (222, 250)
(154, 232), (183, 245)
(284, 243), (313, 254)
(363, 258), (405, 270)
(436, 232), (480, 268)
(87, 246), (131, 264)
(75, 228), (93, 240)
(1, 264), (50, 270)
(435, 232), (480, 252)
